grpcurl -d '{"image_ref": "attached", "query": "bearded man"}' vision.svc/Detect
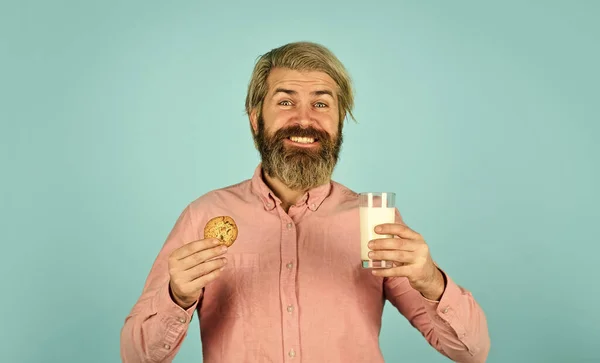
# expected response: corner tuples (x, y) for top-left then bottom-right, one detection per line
(120, 41), (490, 363)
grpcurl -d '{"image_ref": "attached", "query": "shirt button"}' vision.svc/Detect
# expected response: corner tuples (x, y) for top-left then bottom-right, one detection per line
(442, 307), (449, 314)
(178, 317), (186, 323)
(310, 203), (316, 209)
(287, 305), (294, 313)
(287, 222), (293, 229)
(288, 349), (296, 358)
(286, 262), (293, 270)
(164, 344), (171, 350)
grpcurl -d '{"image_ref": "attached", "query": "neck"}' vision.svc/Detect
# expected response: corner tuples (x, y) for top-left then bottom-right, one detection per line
(262, 170), (321, 212)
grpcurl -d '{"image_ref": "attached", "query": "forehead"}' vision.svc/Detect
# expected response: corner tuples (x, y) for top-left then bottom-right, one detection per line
(266, 68), (338, 95)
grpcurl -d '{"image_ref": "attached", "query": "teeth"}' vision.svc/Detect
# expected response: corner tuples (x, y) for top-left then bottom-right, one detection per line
(289, 136), (315, 144)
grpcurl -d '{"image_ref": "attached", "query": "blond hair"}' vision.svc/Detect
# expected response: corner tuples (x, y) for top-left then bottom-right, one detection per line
(245, 41), (355, 127)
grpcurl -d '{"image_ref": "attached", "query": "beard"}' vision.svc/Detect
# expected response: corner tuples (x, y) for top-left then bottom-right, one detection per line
(255, 117), (343, 191)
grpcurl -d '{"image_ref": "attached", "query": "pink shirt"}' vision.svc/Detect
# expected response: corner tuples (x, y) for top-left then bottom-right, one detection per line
(120, 165), (490, 362)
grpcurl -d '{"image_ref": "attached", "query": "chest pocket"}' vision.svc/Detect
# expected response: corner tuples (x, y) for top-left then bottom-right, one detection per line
(214, 252), (260, 318)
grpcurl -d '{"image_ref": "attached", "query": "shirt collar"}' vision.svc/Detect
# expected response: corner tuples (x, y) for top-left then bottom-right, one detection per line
(250, 163), (332, 212)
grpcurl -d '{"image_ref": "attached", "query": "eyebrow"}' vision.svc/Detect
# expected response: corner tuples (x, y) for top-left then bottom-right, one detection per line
(273, 88), (334, 98)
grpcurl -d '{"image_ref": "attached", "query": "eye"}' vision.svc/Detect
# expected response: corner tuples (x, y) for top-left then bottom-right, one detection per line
(314, 102), (328, 108)
(279, 100), (293, 106)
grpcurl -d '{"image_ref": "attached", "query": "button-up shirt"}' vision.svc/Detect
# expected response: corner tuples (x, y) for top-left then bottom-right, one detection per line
(121, 165), (490, 362)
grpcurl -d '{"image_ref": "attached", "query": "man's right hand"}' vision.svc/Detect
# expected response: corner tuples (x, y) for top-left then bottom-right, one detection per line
(168, 238), (228, 309)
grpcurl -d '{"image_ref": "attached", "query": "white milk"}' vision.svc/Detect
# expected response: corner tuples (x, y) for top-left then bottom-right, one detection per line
(359, 206), (396, 261)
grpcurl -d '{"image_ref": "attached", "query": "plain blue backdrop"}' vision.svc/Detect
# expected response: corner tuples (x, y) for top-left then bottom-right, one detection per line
(1, 1), (598, 362)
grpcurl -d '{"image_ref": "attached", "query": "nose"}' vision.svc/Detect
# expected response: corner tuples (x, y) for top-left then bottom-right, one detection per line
(295, 104), (314, 128)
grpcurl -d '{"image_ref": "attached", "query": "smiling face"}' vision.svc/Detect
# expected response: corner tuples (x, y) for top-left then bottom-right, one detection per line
(250, 68), (343, 191)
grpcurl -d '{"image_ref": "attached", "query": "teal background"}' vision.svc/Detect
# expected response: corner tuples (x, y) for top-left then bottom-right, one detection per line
(2, 1), (598, 362)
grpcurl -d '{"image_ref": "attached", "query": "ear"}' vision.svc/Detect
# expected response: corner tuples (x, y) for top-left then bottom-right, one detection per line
(249, 108), (259, 135)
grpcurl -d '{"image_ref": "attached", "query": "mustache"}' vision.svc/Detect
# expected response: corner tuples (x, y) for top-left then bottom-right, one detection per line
(272, 125), (332, 142)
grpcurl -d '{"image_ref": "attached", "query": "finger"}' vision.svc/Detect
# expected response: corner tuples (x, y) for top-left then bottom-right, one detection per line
(184, 257), (227, 281)
(179, 245), (228, 270)
(171, 238), (220, 260)
(371, 265), (412, 277)
(368, 250), (415, 264)
(188, 265), (225, 291)
(374, 223), (420, 240)
(368, 237), (418, 251)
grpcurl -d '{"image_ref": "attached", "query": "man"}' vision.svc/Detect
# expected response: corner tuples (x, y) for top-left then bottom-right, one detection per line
(120, 41), (490, 362)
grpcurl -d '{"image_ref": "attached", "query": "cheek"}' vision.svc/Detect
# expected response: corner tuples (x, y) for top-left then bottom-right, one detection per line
(261, 111), (285, 131)
(331, 119), (340, 133)
(325, 119), (340, 137)
(310, 110), (337, 129)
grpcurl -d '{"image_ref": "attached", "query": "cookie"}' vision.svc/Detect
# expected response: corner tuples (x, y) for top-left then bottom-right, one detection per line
(203, 216), (238, 247)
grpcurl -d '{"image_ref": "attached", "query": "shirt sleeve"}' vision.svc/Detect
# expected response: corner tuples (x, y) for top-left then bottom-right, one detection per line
(384, 209), (491, 363)
(384, 272), (490, 363)
(120, 205), (203, 363)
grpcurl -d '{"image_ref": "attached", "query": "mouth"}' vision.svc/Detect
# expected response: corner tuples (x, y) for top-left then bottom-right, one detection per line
(285, 136), (320, 147)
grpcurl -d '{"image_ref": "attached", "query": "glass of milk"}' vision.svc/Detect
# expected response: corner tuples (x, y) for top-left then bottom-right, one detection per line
(359, 192), (396, 268)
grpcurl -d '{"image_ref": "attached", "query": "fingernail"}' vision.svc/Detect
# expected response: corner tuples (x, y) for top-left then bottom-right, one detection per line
(221, 246), (228, 252)
(375, 226), (382, 233)
(368, 241), (374, 249)
(213, 239), (220, 245)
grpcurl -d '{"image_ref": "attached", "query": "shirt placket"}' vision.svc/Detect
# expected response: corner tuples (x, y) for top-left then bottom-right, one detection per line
(278, 207), (301, 360)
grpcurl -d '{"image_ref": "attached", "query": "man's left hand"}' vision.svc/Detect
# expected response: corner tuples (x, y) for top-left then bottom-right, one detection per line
(368, 223), (446, 301)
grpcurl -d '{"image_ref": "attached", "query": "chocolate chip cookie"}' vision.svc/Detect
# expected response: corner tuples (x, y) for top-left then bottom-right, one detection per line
(203, 216), (238, 247)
